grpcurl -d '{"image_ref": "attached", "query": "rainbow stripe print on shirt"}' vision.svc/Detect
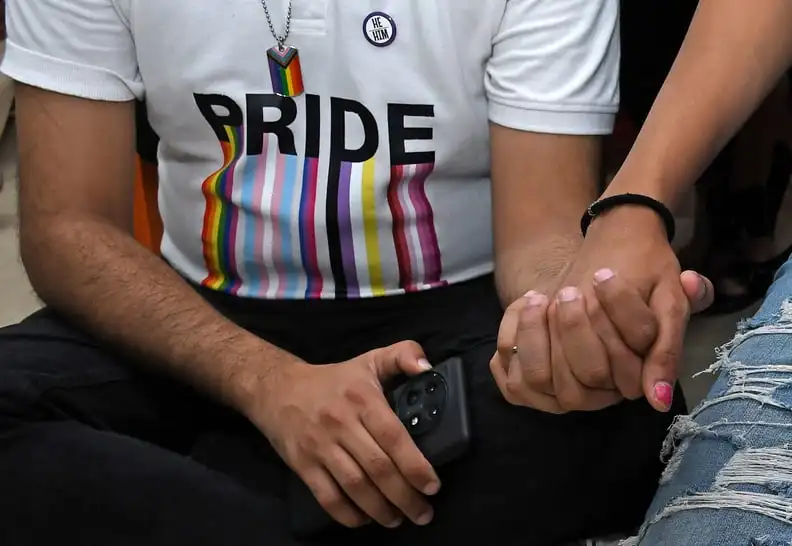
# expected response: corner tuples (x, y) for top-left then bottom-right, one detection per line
(267, 46), (304, 97)
(200, 124), (245, 294)
(197, 151), (446, 299)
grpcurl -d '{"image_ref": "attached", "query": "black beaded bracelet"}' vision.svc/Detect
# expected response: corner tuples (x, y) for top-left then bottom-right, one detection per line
(580, 193), (676, 242)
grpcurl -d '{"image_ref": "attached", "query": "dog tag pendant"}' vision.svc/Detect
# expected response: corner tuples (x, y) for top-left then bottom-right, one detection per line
(267, 45), (304, 97)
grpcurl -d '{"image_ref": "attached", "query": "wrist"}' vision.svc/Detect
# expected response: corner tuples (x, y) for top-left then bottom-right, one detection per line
(495, 234), (580, 304)
(585, 204), (669, 242)
(218, 333), (309, 418)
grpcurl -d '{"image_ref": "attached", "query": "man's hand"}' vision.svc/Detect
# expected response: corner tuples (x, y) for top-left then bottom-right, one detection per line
(244, 342), (440, 530)
(491, 207), (713, 413)
(492, 289), (621, 413)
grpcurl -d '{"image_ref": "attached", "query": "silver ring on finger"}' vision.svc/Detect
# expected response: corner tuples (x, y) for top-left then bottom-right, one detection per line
(511, 345), (518, 355)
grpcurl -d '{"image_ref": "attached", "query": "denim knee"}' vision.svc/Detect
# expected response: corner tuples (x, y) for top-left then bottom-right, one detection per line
(623, 259), (792, 545)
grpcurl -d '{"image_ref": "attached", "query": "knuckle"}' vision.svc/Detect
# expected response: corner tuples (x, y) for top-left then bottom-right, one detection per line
(296, 432), (322, 455)
(574, 364), (611, 388)
(315, 489), (346, 514)
(664, 346), (682, 361)
(376, 422), (406, 450)
(667, 299), (689, 320)
(505, 374), (522, 395)
(556, 389), (583, 412)
(502, 378), (522, 403)
(497, 320), (515, 340)
(633, 319), (658, 343)
(343, 382), (372, 407)
(489, 354), (500, 371)
(365, 346), (385, 362)
(338, 468), (368, 492)
(522, 365), (552, 389)
(396, 339), (422, 354)
(489, 355), (503, 378)
(517, 312), (544, 334)
(365, 454), (396, 481)
(496, 339), (513, 356)
(317, 406), (347, 430)
(638, 322), (657, 343)
(658, 348), (682, 370)
(497, 379), (519, 405)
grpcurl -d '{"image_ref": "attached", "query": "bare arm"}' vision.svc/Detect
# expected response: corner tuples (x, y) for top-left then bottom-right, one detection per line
(17, 85), (299, 414)
(491, 125), (601, 304)
(606, 0), (792, 208)
(484, 0), (618, 305)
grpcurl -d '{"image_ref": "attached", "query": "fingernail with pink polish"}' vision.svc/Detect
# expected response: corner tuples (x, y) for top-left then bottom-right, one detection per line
(527, 293), (547, 307)
(418, 359), (432, 371)
(557, 287), (581, 303)
(594, 268), (615, 284)
(654, 382), (674, 411)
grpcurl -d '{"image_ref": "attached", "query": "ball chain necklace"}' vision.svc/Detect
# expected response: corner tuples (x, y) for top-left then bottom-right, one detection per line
(260, 0), (305, 97)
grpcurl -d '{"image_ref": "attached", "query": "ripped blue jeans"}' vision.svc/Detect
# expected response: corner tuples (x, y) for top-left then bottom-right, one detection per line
(625, 260), (792, 546)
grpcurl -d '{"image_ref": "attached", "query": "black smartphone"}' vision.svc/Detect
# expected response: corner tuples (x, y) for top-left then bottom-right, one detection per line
(288, 356), (471, 539)
(385, 356), (471, 466)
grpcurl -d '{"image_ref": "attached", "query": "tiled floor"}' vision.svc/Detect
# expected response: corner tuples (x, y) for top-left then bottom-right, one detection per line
(0, 121), (787, 407)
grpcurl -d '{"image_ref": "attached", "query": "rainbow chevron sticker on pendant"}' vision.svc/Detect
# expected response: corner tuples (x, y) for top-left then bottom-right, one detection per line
(267, 45), (304, 97)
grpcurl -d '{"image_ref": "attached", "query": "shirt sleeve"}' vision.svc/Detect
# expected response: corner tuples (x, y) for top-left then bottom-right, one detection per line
(1, 0), (143, 101)
(486, 0), (620, 135)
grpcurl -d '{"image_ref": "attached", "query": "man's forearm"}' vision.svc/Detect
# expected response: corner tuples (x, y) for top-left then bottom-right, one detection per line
(606, 0), (792, 209)
(490, 126), (599, 306)
(21, 215), (301, 414)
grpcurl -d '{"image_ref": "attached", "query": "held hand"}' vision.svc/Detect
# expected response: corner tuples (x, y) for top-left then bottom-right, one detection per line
(586, 268), (713, 407)
(491, 290), (623, 413)
(492, 271), (710, 413)
(491, 208), (713, 413)
(549, 207), (713, 411)
(248, 342), (441, 529)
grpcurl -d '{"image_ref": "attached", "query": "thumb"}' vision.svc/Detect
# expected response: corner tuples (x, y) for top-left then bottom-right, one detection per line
(642, 283), (689, 412)
(679, 270), (715, 314)
(371, 340), (432, 381)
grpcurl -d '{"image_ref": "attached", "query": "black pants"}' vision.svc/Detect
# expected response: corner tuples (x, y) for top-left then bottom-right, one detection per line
(0, 275), (683, 545)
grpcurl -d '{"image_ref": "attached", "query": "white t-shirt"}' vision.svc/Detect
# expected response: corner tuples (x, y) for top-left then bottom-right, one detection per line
(2, 0), (619, 300)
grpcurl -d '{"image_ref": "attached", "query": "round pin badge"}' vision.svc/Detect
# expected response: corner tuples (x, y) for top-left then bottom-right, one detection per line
(363, 11), (397, 47)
